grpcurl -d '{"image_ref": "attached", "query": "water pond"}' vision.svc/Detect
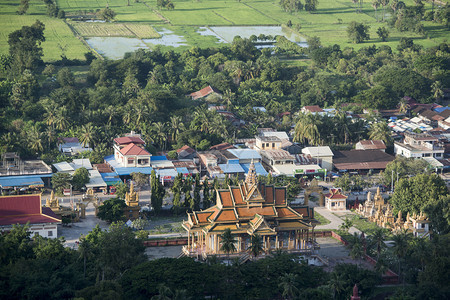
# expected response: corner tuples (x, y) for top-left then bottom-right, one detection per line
(143, 28), (187, 48)
(199, 26), (307, 47)
(86, 37), (148, 60)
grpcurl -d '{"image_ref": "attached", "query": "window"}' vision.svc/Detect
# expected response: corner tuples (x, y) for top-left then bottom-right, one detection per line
(272, 143), (275, 148)
(48, 231), (53, 237)
(138, 159), (149, 165)
(128, 158), (134, 164)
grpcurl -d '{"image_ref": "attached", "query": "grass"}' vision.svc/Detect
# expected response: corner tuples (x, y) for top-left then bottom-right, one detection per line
(340, 213), (383, 233)
(70, 22), (161, 38)
(314, 211), (331, 225)
(0, 0), (89, 61)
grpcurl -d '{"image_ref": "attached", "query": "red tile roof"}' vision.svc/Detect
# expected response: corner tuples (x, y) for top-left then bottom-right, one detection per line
(236, 206), (276, 218)
(264, 186), (274, 204)
(215, 210), (237, 222)
(189, 86), (221, 100)
(119, 143), (150, 156)
(0, 195), (60, 226)
(177, 145), (195, 154)
(325, 188), (348, 199)
(219, 191), (233, 207)
(231, 187), (245, 205)
(210, 143), (236, 151)
(276, 207), (297, 218)
(303, 105), (324, 113)
(275, 188), (286, 205)
(357, 140), (386, 150)
(114, 136), (145, 145)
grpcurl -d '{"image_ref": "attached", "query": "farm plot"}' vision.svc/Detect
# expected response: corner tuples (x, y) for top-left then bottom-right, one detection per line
(56, 0), (163, 22)
(0, 0), (88, 61)
(71, 22), (161, 39)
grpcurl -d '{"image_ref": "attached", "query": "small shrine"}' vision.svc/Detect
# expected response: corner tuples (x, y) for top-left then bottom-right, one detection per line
(45, 190), (81, 221)
(45, 190), (60, 211)
(124, 182), (140, 220)
(324, 188), (347, 211)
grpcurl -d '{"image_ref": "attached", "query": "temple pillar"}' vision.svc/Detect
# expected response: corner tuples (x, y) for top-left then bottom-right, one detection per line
(319, 193), (325, 207)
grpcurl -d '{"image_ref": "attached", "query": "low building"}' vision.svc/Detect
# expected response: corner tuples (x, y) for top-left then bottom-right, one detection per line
(0, 194), (61, 238)
(302, 146), (334, 171)
(255, 136), (282, 151)
(113, 134), (151, 168)
(394, 132), (444, 159)
(333, 150), (395, 173)
(355, 140), (386, 152)
(58, 137), (92, 156)
(260, 149), (300, 176)
(182, 163), (318, 258)
(177, 145), (197, 159)
(325, 188), (347, 211)
(189, 85), (222, 101)
(301, 105), (324, 114)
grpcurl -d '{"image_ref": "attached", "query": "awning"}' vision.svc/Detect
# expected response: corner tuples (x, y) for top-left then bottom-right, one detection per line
(0, 175), (45, 188)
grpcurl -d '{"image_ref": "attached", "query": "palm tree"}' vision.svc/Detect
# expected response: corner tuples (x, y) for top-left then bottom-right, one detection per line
(151, 284), (173, 300)
(293, 113), (322, 145)
(44, 126), (57, 150)
(339, 217), (353, 233)
(54, 107), (70, 131)
(169, 116), (185, 143)
(28, 125), (44, 154)
(381, 0), (389, 21)
(370, 227), (387, 260)
(134, 105), (150, 129)
(220, 228), (236, 261)
(329, 272), (345, 300)
(398, 98), (410, 115)
(152, 121), (168, 150)
(369, 121), (393, 146)
(78, 238), (92, 278)
(278, 273), (299, 300)
(335, 110), (351, 144)
(392, 229), (411, 285)
(79, 123), (96, 149)
(349, 233), (365, 266)
(431, 81), (444, 101)
(248, 234), (263, 258)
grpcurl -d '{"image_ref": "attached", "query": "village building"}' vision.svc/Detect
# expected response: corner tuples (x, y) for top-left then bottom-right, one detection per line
(58, 137), (92, 156)
(176, 145), (197, 160)
(301, 105), (324, 114)
(292, 154), (324, 178)
(189, 85), (222, 101)
(324, 188), (348, 211)
(0, 194), (61, 238)
(182, 162), (319, 258)
(113, 135), (151, 168)
(0, 153), (52, 191)
(355, 140), (386, 152)
(394, 132), (444, 159)
(332, 150), (395, 174)
(302, 146), (334, 171)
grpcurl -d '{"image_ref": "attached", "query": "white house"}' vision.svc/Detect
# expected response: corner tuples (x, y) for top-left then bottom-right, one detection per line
(301, 146), (334, 171)
(394, 132), (444, 159)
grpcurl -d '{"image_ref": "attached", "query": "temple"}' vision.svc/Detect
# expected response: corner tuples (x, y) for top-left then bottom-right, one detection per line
(182, 161), (319, 258)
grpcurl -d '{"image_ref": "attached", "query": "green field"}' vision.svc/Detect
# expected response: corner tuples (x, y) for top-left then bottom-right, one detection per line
(0, 0), (89, 61)
(1, 0), (448, 61)
(70, 22), (161, 38)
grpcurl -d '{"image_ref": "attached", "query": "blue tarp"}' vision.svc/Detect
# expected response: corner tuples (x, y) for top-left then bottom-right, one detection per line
(219, 164), (245, 174)
(100, 172), (122, 185)
(0, 175), (47, 188)
(241, 162), (268, 176)
(151, 156), (168, 161)
(434, 107), (450, 113)
(176, 167), (189, 174)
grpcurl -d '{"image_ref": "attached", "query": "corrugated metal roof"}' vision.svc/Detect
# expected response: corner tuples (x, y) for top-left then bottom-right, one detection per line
(218, 164), (245, 174)
(241, 162), (268, 176)
(0, 176), (44, 188)
(227, 149), (261, 160)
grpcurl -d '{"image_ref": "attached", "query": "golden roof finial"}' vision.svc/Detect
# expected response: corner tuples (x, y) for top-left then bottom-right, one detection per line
(245, 159), (257, 186)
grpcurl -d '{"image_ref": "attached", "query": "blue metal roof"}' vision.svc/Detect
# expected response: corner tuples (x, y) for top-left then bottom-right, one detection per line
(227, 159), (240, 164)
(241, 162), (268, 176)
(219, 164), (245, 174)
(151, 156), (168, 161)
(100, 172), (122, 185)
(176, 167), (189, 174)
(0, 175), (46, 188)
(227, 149), (261, 160)
(156, 168), (178, 178)
(434, 107), (450, 113)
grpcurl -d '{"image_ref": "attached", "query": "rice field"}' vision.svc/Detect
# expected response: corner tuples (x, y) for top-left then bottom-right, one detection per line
(0, 0), (89, 61)
(71, 22), (161, 39)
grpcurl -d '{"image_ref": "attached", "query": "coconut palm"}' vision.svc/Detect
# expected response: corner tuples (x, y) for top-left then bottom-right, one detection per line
(28, 125), (44, 154)
(79, 123), (96, 149)
(329, 272), (345, 300)
(278, 273), (299, 300)
(152, 121), (168, 150)
(220, 228), (236, 260)
(370, 227), (387, 260)
(134, 105), (150, 128)
(54, 106), (70, 131)
(44, 126), (57, 150)
(432, 81), (444, 101)
(248, 234), (263, 258)
(369, 121), (393, 146)
(398, 98), (410, 115)
(349, 233), (365, 266)
(293, 113), (322, 145)
(392, 229), (411, 284)
(169, 116), (185, 143)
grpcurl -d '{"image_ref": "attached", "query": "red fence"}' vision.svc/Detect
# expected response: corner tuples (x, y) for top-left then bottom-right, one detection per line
(144, 238), (188, 247)
(332, 231), (399, 284)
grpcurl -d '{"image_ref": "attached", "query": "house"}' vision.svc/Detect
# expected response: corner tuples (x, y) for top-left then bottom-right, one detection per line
(0, 194), (61, 238)
(177, 145), (197, 159)
(293, 154), (323, 177)
(325, 188), (347, 211)
(113, 134), (151, 168)
(301, 146), (334, 171)
(301, 105), (324, 114)
(255, 136), (283, 151)
(0, 153), (52, 191)
(58, 137), (92, 156)
(198, 153), (224, 178)
(210, 143), (236, 151)
(260, 150), (301, 176)
(182, 163), (319, 258)
(333, 150), (395, 173)
(189, 86), (222, 101)
(355, 140), (386, 152)
(394, 132), (445, 159)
